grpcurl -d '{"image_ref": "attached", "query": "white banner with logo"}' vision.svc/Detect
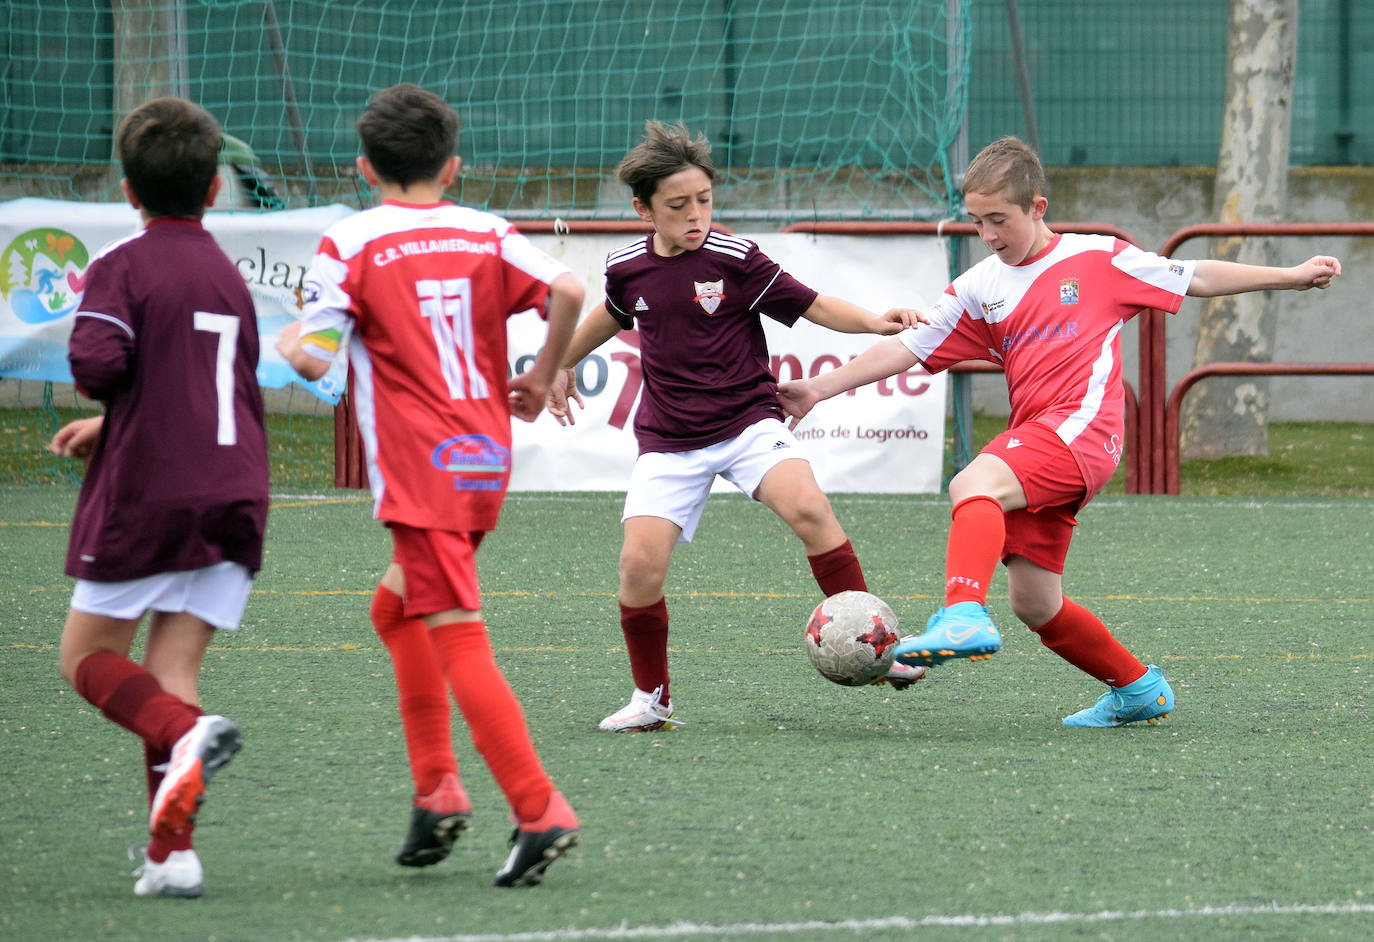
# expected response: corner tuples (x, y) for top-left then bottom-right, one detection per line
(0, 199), (951, 493)
(512, 231), (950, 494)
(0, 197), (353, 401)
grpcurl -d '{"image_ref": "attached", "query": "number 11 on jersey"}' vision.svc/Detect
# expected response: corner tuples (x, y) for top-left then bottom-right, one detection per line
(417, 278), (488, 400)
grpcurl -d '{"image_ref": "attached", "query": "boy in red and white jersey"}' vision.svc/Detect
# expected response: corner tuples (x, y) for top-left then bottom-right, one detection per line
(51, 97), (267, 898)
(780, 136), (1341, 728)
(277, 84), (583, 886)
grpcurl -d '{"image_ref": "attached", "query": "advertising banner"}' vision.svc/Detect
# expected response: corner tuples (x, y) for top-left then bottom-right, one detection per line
(0, 197), (352, 401)
(512, 231), (950, 494)
(1, 199), (951, 492)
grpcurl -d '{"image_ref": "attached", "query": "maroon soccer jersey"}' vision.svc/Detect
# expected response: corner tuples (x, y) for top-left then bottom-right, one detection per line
(603, 230), (818, 453)
(66, 217), (269, 581)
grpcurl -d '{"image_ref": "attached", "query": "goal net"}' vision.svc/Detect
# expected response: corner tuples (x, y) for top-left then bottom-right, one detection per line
(1, 0), (971, 483)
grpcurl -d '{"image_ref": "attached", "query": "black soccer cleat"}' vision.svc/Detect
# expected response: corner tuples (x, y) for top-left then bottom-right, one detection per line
(492, 790), (579, 887)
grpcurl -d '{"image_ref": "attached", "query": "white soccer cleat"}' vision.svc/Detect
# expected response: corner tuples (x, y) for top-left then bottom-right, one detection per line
(875, 659), (927, 691)
(149, 714), (241, 839)
(131, 848), (204, 898)
(598, 686), (678, 732)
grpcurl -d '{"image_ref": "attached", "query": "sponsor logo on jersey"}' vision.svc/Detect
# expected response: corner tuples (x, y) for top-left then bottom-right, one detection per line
(431, 434), (511, 491)
(1169, 263), (1185, 276)
(1001, 321), (1079, 353)
(693, 279), (725, 315)
(634, 296), (649, 311)
(1005, 437), (1024, 449)
(980, 298), (1007, 318)
(1059, 278), (1079, 305)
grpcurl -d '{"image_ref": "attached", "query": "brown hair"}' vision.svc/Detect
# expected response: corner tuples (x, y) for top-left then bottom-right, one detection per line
(962, 135), (1047, 210)
(356, 84), (458, 187)
(615, 120), (715, 206)
(116, 98), (222, 218)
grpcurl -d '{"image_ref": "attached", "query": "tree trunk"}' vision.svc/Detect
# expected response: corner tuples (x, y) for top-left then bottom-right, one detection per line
(1180, 0), (1298, 459)
(110, 1), (188, 153)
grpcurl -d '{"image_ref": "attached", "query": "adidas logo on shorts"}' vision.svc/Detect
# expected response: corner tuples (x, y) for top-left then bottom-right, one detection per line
(772, 440), (790, 450)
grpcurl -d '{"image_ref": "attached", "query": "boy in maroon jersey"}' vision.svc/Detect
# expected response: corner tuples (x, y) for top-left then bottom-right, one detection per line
(48, 97), (267, 897)
(547, 121), (927, 732)
(276, 84), (583, 886)
(780, 136), (1341, 727)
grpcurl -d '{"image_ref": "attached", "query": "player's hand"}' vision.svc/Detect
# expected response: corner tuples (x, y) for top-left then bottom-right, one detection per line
(545, 367), (585, 427)
(48, 415), (103, 460)
(508, 372), (548, 423)
(876, 306), (929, 334)
(274, 319), (303, 357)
(1293, 255), (1342, 290)
(777, 379), (821, 430)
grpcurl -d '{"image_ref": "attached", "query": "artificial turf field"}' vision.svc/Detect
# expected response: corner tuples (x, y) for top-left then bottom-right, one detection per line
(1, 486), (1371, 942)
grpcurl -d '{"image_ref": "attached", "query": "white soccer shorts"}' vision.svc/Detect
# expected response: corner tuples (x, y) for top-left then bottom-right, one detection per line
(621, 417), (808, 543)
(70, 560), (254, 631)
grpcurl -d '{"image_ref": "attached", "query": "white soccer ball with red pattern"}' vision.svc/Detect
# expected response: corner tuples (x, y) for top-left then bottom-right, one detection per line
(804, 590), (900, 686)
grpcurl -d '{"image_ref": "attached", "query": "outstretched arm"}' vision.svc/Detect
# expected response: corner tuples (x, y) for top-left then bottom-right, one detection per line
(545, 302), (623, 427)
(777, 335), (921, 429)
(509, 272), (585, 422)
(275, 320), (334, 382)
(801, 294), (927, 335)
(1187, 255), (1341, 298)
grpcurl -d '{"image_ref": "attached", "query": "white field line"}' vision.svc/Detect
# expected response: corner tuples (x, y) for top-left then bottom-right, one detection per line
(327, 902), (1374, 942)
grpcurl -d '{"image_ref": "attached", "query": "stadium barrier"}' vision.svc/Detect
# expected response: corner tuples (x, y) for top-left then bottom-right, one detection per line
(1163, 361), (1374, 495)
(1144, 222), (1374, 494)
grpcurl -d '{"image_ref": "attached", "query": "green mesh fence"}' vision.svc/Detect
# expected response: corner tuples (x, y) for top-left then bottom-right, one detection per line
(1, 0), (972, 220)
(1, 0), (974, 484)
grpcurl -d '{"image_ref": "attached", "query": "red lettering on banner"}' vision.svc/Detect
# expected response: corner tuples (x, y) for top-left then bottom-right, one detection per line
(608, 351), (641, 429)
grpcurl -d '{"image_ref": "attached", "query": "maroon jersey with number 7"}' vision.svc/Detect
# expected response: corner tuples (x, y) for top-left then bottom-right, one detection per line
(66, 216), (269, 582)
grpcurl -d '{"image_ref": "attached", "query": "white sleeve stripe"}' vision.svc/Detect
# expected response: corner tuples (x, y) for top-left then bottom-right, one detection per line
(1111, 245), (1195, 293)
(1055, 319), (1122, 445)
(749, 268), (783, 308)
(708, 231), (752, 250)
(703, 241), (748, 260)
(74, 310), (135, 338)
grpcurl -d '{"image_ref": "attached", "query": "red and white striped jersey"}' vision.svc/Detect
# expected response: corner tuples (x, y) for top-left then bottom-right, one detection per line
(900, 233), (1194, 491)
(297, 200), (568, 531)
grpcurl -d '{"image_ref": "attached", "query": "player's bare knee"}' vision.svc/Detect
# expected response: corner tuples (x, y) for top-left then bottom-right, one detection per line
(1009, 593), (1058, 628)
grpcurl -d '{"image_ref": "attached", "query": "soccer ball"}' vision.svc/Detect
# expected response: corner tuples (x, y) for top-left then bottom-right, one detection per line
(804, 590), (900, 686)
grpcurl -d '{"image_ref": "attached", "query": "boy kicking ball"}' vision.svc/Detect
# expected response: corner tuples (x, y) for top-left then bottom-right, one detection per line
(780, 135), (1341, 727)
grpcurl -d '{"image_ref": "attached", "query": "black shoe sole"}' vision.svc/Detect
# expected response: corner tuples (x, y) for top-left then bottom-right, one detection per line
(396, 809), (471, 867)
(492, 827), (579, 887)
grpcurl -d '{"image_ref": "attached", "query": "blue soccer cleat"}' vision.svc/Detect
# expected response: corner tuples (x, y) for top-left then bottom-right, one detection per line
(893, 601), (1001, 666)
(1063, 664), (1174, 728)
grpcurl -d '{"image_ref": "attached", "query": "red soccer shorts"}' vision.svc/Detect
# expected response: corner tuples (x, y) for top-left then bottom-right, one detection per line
(388, 523), (487, 617)
(982, 421), (1092, 575)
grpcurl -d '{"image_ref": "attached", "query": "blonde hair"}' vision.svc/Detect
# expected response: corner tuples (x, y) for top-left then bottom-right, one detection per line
(962, 136), (1047, 210)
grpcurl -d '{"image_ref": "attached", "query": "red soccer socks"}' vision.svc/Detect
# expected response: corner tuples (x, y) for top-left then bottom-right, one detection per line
(371, 585), (456, 795)
(1032, 596), (1148, 687)
(428, 619), (553, 823)
(944, 495), (1005, 606)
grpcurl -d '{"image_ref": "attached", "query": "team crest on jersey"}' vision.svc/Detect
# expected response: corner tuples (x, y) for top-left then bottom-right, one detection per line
(431, 434), (510, 491)
(1059, 278), (1080, 305)
(693, 279), (725, 315)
